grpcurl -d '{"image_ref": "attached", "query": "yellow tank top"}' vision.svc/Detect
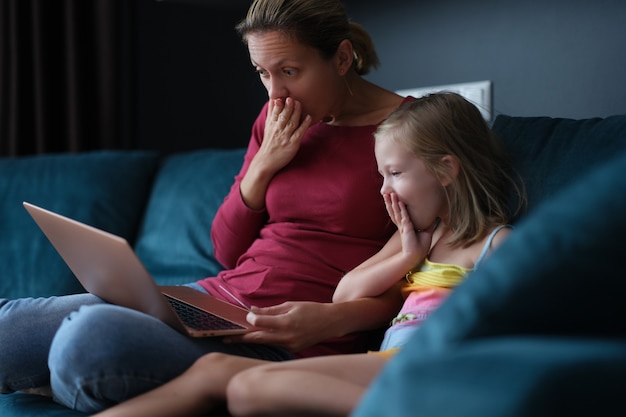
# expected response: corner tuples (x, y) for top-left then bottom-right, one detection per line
(400, 258), (471, 298)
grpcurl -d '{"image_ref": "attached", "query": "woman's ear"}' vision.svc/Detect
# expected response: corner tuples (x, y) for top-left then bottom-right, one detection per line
(335, 39), (354, 75)
(439, 155), (460, 187)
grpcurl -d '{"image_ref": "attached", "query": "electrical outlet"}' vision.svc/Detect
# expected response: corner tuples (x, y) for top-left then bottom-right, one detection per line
(396, 80), (492, 122)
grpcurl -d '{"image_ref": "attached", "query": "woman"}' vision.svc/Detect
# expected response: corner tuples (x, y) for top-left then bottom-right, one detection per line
(0, 0), (407, 413)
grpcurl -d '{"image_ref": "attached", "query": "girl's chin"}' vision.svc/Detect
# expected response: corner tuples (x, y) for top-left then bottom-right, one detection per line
(416, 217), (440, 232)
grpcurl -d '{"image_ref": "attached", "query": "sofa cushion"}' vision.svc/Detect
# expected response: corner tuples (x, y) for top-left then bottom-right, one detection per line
(0, 151), (159, 298)
(353, 336), (626, 417)
(351, 145), (626, 416)
(492, 114), (626, 220)
(0, 393), (86, 417)
(134, 148), (245, 285)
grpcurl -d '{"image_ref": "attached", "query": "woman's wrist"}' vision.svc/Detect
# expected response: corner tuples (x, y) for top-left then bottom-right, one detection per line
(239, 161), (273, 210)
(325, 294), (401, 338)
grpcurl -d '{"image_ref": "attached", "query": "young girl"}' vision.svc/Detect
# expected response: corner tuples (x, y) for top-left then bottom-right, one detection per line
(92, 92), (524, 417)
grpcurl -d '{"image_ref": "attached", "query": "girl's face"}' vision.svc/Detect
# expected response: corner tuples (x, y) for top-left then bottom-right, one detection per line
(375, 136), (447, 230)
(247, 31), (343, 123)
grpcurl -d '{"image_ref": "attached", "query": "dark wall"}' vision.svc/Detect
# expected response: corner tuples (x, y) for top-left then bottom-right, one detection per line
(133, 0), (626, 153)
(344, 0), (626, 119)
(133, 0), (266, 152)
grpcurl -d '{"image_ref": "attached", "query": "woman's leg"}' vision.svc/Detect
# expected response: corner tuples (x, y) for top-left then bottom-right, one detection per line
(48, 303), (292, 413)
(92, 353), (269, 417)
(0, 293), (103, 393)
(227, 353), (387, 417)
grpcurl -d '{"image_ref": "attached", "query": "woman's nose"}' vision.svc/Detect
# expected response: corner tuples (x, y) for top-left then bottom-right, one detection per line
(267, 78), (288, 100)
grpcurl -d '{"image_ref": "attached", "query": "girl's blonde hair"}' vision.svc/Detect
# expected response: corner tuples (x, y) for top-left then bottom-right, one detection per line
(375, 93), (526, 247)
(235, 0), (379, 75)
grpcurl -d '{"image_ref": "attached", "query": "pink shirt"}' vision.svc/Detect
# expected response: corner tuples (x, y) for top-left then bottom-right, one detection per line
(197, 100), (407, 357)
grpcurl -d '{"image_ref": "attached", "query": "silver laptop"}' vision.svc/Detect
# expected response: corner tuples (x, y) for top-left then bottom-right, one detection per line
(23, 201), (258, 337)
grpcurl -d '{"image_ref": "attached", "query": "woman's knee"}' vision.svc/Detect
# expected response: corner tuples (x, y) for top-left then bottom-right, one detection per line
(49, 304), (118, 377)
(0, 295), (100, 392)
(48, 304), (175, 412)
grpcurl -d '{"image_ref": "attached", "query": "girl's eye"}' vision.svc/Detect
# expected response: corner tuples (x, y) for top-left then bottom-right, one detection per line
(391, 171), (401, 177)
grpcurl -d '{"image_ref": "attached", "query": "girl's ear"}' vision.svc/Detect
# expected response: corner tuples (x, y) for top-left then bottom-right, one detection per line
(439, 155), (460, 187)
(335, 39), (354, 75)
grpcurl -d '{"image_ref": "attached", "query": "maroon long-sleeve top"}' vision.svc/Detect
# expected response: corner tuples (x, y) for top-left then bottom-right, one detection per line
(197, 100), (406, 357)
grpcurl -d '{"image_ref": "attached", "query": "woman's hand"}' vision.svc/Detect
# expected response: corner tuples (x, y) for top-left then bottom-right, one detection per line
(223, 294), (401, 353)
(258, 97), (311, 174)
(239, 97), (312, 210)
(223, 301), (337, 352)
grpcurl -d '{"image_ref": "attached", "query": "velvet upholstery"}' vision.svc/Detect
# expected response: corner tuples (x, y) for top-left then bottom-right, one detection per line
(0, 151), (159, 298)
(3, 114), (626, 416)
(492, 114), (626, 219)
(134, 149), (245, 285)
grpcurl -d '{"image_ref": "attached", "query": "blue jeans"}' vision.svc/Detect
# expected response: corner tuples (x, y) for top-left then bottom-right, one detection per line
(0, 288), (293, 413)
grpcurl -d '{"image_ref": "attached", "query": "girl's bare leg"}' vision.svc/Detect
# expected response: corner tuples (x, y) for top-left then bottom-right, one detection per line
(90, 353), (268, 417)
(227, 353), (387, 417)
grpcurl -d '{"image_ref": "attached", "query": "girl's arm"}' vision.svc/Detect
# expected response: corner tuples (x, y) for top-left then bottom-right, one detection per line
(332, 232), (414, 302)
(333, 193), (432, 303)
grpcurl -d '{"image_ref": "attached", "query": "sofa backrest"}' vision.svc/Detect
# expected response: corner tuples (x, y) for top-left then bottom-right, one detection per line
(0, 151), (160, 298)
(134, 148), (246, 286)
(492, 114), (626, 221)
(4, 114), (626, 299)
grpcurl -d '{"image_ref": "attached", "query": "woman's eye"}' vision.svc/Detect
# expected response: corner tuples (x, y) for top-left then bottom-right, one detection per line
(284, 69), (297, 76)
(255, 68), (268, 77)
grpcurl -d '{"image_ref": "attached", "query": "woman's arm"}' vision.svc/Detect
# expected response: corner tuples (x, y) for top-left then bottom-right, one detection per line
(239, 98), (310, 210)
(211, 131), (268, 268)
(211, 99), (311, 268)
(231, 285), (404, 353)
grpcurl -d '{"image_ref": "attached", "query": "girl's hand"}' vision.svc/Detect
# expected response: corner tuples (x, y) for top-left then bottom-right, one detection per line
(383, 192), (433, 262)
(254, 97), (312, 176)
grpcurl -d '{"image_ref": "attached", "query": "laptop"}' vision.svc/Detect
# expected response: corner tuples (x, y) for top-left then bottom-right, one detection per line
(23, 201), (258, 337)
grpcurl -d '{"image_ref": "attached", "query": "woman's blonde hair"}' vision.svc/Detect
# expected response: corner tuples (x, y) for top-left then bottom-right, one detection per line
(235, 0), (379, 75)
(374, 93), (526, 247)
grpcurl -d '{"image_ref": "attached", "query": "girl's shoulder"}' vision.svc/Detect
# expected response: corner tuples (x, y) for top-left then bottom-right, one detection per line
(473, 224), (513, 269)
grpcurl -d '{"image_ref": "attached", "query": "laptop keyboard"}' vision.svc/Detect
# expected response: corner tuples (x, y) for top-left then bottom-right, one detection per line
(164, 295), (245, 331)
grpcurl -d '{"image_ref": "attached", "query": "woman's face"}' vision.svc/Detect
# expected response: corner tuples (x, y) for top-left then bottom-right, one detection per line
(375, 136), (447, 230)
(247, 31), (342, 123)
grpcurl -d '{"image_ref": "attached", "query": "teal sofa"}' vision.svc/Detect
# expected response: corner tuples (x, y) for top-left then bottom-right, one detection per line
(1, 113), (626, 416)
